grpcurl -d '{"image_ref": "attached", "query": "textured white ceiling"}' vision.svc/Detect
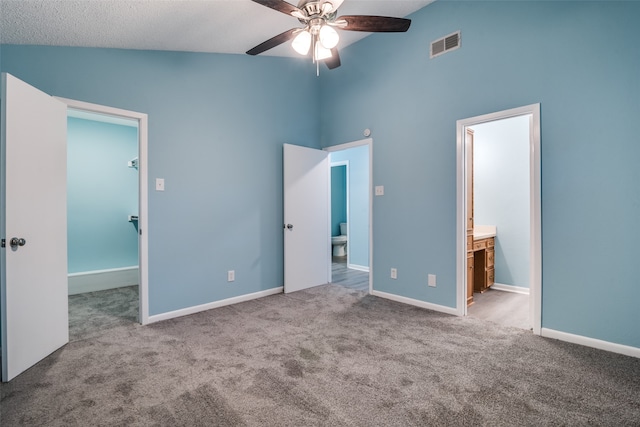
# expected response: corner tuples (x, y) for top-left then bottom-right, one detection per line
(0, 0), (434, 58)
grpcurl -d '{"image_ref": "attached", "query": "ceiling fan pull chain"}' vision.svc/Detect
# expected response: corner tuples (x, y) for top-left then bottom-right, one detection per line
(312, 33), (317, 64)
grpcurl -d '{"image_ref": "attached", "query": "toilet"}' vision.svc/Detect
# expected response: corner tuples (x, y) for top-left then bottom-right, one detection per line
(331, 223), (348, 257)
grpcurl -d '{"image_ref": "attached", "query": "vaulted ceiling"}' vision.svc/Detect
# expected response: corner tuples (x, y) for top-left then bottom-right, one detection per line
(0, 0), (434, 57)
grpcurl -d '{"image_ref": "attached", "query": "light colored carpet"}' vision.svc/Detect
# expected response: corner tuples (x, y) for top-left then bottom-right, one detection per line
(2, 284), (639, 426)
(467, 288), (529, 330)
(68, 285), (139, 342)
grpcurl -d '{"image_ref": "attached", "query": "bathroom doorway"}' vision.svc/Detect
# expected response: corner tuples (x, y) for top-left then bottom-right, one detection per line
(456, 104), (541, 334)
(325, 139), (372, 293)
(465, 116), (530, 330)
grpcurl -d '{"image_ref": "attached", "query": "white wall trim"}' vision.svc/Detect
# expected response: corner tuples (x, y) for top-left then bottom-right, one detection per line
(456, 103), (541, 335)
(330, 161), (349, 166)
(147, 287), (284, 324)
(68, 266), (139, 295)
(347, 264), (369, 273)
(491, 283), (529, 295)
(67, 265), (138, 277)
(324, 138), (373, 153)
(541, 328), (640, 359)
(56, 96), (150, 325)
(371, 290), (458, 316)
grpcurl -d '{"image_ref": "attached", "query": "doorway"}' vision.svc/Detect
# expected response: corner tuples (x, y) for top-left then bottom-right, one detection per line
(57, 97), (150, 325)
(465, 116), (531, 330)
(325, 139), (372, 293)
(66, 110), (141, 340)
(456, 104), (541, 334)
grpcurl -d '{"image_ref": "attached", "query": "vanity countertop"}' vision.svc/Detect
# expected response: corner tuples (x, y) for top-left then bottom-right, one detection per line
(473, 225), (497, 240)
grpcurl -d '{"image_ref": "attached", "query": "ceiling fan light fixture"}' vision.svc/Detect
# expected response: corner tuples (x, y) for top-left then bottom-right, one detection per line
(319, 24), (339, 49)
(292, 30), (311, 55)
(315, 42), (332, 60)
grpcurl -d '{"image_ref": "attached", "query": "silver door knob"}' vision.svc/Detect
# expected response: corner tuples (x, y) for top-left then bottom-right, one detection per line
(10, 237), (26, 248)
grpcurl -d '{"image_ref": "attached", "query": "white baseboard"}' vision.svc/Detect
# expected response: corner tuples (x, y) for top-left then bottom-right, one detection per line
(347, 263), (369, 272)
(541, 328), (640, 359)
(491, 283), (530, 295)
(147, 287), (284, 324)
(68, 266), (139, 295)
(371, 290), (458, 316)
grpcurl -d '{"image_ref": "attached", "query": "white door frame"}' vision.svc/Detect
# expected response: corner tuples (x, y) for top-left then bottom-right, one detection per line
(456, 104), (541, 334)
(56, 97), (150, 325)
(329, 160), (349, 263)
(324, 138), (373, 294)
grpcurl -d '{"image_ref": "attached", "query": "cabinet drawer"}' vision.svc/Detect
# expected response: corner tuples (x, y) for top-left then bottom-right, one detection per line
(486, 268), (495, 286)
(473, 240), (486, 251)
(486, 248), (495, 268)
(487, 237), (495, 248)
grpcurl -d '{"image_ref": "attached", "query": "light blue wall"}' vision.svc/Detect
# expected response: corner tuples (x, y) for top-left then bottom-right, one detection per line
(330, 145), (369, 268)
(0, 45), (320, 316)
(319, 1), (640, 348)
(473, 116), (530, 289)
(2, 0), (639, 350)
(67, 117), (139, 273)
(330, 165), (347, 237)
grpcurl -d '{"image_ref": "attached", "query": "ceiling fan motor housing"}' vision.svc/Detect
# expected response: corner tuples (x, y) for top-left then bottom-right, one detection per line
(297, 1), (338, 25)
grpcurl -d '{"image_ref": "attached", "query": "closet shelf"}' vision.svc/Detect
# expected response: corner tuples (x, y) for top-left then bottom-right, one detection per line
(128, 215), (139, 222)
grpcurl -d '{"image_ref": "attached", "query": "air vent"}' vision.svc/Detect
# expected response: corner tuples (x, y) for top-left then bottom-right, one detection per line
(430, 31), (461, 59)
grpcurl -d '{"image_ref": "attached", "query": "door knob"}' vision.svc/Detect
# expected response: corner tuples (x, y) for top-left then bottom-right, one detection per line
(10, 237), (26, 248)
(285, 224), (294, 230)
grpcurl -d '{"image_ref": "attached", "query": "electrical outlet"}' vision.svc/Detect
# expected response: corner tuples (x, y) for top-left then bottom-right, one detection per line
(227, 270), (235, 282)
(428, 274), (436, 287)
(375, 185), (384, 196)
(390, 268), (397, 279)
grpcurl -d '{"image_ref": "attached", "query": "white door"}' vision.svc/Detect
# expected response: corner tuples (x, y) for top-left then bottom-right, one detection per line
(1, 73), (69, 381)
(283, 144), (330, 293)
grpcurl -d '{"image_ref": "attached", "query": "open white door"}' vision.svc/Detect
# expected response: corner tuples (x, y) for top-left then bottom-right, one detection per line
(283, 144), (330, 293)
(1, 73), (69, 381)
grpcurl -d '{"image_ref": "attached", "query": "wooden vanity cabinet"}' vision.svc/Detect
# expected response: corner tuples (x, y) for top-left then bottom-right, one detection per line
(486, 242), (495, 288)
(473, 237), (495, 293)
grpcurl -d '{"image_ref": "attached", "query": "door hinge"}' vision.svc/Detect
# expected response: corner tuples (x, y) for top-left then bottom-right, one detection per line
(1, 239), (5, 248)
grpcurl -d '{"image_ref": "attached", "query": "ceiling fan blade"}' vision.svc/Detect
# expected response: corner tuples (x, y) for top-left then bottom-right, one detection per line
(335, 15), (411, 32)
(324, 48), (341, 70)
(246, 28), (299, 56)
(250, 0), (304, 17)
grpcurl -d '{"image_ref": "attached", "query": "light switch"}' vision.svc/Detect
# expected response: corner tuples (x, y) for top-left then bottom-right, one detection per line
(155, 178), (165, 191)
(375, 186), (384, 196)
(428, 274), (437, 287)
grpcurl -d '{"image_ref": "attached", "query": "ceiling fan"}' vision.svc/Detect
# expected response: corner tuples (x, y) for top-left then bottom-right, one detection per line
(246, 0), (411, 73)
